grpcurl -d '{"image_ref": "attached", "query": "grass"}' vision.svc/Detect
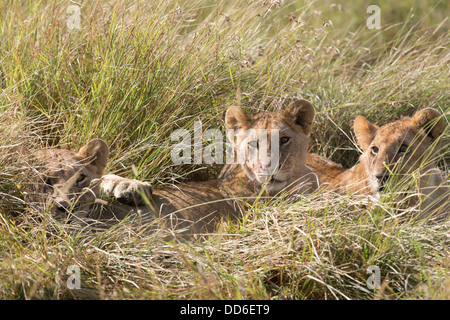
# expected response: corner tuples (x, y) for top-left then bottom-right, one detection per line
(0, 0), (449, 299)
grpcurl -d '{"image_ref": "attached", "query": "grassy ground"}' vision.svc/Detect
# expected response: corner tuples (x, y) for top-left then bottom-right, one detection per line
(0, 0), (449, 299)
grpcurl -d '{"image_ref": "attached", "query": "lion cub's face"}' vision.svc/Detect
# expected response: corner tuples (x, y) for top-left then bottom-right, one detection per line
(29, 139), (108, 219)
(225, 100), (315, 193)
(354, 108), (445, 194)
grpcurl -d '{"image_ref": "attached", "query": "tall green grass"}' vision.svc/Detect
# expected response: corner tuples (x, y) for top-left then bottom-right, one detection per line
(0, 0), (448, 299)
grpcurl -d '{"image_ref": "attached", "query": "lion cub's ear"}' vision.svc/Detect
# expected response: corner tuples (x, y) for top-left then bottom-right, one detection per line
(225, 106), (251, 130)
(353, 116), (379, 151)
(283, 99), (315, 136)
(411, 108), (445, 141)
(77, 139), (109, 171)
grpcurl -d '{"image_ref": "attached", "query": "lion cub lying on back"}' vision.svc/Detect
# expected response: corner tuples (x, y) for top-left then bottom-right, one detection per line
(306, 108), (449, 221)
(28, 100), (317, 238)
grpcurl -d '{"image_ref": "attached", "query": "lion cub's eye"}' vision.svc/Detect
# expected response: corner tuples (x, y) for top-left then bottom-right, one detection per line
(371, 146), (379, 155)
(248, 141), (258, 149)
(280, 137), (290, 145)
(76, 174), (87, 186)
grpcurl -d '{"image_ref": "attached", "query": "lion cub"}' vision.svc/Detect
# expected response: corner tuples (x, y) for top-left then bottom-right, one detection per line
(306, 108), (448, 221)
(107, 100), (318, 238)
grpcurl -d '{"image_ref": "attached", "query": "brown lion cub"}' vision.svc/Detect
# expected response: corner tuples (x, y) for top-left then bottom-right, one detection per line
(108, 100), (318, 238)
(306, 108), (448, 221)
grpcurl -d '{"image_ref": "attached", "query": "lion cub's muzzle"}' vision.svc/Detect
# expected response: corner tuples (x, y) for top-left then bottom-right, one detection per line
(48, 194), (83, 220)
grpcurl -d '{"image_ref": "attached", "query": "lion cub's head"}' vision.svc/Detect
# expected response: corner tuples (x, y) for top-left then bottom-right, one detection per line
(225, 100), (315, 193)
(353, 108), (445, 194)
(28, 139), (108, 219)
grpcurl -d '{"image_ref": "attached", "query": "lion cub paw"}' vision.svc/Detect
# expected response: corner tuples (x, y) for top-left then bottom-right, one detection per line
(100, 174), (153, 205)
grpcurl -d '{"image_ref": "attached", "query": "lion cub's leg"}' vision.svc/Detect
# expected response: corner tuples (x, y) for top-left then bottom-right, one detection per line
(100, 174), (153, 206)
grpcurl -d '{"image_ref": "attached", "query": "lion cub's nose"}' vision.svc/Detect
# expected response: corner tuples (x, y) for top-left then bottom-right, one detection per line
(259, 163), (280, 175)
(54, 198), (70, 213)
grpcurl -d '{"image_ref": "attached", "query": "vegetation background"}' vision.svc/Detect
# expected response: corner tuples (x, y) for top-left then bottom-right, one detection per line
(0, 0), (448, 299)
